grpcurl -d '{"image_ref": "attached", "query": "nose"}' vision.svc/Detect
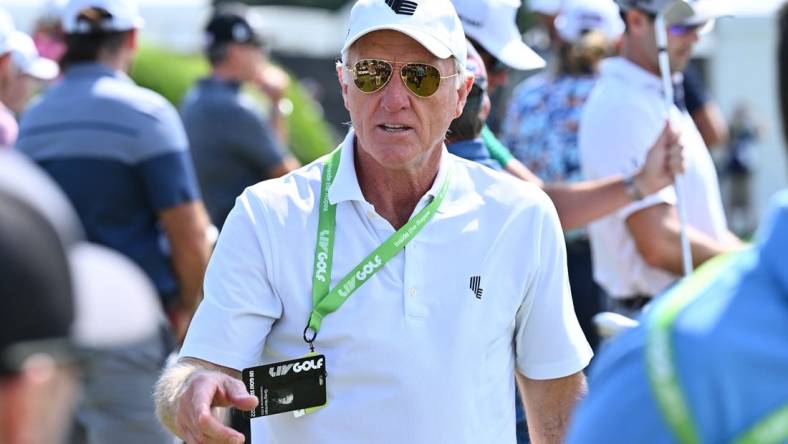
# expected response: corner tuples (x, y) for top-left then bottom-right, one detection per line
(379, 71), (411, 112)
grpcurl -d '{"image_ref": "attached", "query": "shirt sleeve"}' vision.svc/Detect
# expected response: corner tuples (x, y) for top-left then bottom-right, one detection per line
(136, 99), (202, 210)
(228, 102), (287, 176)
(481, 125), (515, 168)
(579, 92), (677, 220)
(179, 190), (283, 370)
(514, 194), (593, 379)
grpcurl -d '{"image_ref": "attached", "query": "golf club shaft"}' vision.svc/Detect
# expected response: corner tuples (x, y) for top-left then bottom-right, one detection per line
(656, 14), (693, 277)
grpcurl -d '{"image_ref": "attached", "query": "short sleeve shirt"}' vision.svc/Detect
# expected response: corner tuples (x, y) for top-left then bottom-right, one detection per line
(16, 62), (200, 302)
(579, 57), (729, 298)
(501, 72), (597, 184)
(180, 77), (286, 228)
(0, 103), (18, 148)
(180, 129), (592, 444)
(567, 190), (788, 444)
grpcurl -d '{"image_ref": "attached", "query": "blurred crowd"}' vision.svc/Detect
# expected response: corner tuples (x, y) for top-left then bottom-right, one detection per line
(0, 0), (786, 443)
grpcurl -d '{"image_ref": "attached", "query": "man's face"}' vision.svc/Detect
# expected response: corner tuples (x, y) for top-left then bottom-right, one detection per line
(338, 30), (471, 171)
(627, 9), (701, 74)
(229, 43), (264, 83)
(476, 46), (509, 93)
(1, 68), (37, 114)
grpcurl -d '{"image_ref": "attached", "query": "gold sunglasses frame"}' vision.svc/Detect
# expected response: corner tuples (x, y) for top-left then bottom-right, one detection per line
(346, 59), (459, 98)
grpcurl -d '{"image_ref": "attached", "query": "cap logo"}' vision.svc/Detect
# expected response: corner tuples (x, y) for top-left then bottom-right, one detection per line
(233, 23), (250, 42)
(385, 0), (418, 16)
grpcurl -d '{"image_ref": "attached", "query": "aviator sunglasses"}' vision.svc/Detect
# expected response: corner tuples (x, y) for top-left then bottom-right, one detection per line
(346, 59), (458, 98)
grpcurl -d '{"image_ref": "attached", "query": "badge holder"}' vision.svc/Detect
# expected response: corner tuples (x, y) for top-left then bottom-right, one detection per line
(242, 327), (326, 419)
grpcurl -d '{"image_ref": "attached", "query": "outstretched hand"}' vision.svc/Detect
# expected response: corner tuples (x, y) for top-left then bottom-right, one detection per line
(636, 122), (685, 195)
(174, 370), (258, 444)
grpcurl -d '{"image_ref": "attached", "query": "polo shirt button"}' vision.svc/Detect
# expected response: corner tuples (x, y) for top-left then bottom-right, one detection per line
(409, 288), (417, 297)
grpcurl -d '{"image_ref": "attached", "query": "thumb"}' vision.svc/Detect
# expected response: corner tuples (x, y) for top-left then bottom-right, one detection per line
(222, 377), (259, 411)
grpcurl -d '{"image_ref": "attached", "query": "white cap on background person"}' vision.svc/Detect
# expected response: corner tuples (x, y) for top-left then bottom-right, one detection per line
(529, 0), (565, 15)
(62, 0), (145, 34)
(452, 0), (546, 70)
(0, 8), (15, 55)
(555, 0), (624, 43)
(342, 0), (468, 67)
(8, 31), (59, 81)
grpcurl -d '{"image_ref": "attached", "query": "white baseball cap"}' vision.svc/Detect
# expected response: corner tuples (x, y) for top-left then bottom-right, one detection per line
(452, 0), (546, 71)
(62, 0), (145, 34)
(555, 0), (624, 43)
(0, 8), (15, 56)
(342, 0), (467, 68)
(8, 31), (60, 81)
(529, 0), (565, 15)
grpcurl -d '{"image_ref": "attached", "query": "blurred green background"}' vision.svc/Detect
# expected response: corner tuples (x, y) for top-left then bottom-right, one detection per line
(130, 44), (335, 163)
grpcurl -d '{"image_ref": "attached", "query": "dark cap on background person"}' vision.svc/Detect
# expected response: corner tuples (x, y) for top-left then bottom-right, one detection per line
(614, 0), (728, 26)
(0, 191), (74, 374)
(204, 11), (263, 49)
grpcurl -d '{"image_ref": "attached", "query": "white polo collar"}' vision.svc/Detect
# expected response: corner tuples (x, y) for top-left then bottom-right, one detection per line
(600, 57), (662, 90)
(328, 128), (454, 214)
(600, 57), (685, 95)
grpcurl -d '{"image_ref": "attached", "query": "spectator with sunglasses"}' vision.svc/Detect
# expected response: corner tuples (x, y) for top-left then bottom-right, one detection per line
(155, 1), (592, 443)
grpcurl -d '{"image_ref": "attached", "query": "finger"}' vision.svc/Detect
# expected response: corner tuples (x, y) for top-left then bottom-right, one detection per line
(223, 378), (258, 411)
(194, 405), (245, 444)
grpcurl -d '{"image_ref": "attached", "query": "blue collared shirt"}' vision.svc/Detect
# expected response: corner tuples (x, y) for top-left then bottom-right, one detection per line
(17, 62), (200, 304)
(180, 77), (286, 228)
(567, 190), (788, 443)
(447, 137), (501, 171)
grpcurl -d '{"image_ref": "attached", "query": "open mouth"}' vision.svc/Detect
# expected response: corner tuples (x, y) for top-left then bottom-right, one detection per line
(378, 123), (413, 133)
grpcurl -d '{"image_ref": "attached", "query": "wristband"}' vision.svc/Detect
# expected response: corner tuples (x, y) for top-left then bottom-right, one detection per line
(624, 174), (644, 201)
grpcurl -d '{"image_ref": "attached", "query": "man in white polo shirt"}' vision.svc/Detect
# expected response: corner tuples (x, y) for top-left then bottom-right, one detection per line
(154, 1), (592, 443)
(579, 0), (742, 315)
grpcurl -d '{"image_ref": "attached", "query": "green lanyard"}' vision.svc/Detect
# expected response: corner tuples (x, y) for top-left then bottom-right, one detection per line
(303, 148), (451, 350)
(646, 251), (788, 444)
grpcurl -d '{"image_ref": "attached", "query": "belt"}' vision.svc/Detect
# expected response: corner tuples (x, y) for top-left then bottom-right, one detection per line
(614, 294), (651, 311)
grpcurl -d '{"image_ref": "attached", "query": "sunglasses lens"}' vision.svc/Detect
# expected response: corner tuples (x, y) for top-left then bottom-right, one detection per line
(352, 59), (393, 93)
(401, 63), (441, 97)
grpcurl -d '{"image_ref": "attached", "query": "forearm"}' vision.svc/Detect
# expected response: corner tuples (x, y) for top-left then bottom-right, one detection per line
(646, 221), (739, 274)
(518, 371), (587, 444)
(544, 175), (630, 230)
(164, 203), (212, 312)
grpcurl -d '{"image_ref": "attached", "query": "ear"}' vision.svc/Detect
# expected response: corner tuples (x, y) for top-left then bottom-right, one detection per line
(479, 93), (492, 122)
(126, 28), (138, 51)
(452, 74), (474, 119)
(336, 62), (351, 111)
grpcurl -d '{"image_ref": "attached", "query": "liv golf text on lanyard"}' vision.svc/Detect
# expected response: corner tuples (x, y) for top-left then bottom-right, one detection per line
(304, 148), (452, 347)
(242, 148), (451, 419)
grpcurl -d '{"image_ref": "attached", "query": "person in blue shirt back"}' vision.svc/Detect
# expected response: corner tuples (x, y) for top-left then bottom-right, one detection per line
(566, 5), (788, 443)
(15, 0), (212, 442)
